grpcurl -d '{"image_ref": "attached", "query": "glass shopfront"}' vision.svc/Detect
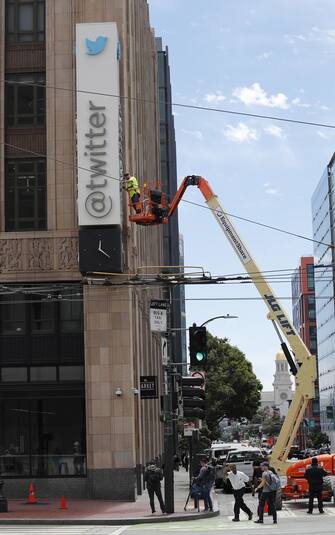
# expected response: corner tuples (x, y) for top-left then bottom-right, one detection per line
(0, 284), (86, 477)
(0, 396), (86, 477)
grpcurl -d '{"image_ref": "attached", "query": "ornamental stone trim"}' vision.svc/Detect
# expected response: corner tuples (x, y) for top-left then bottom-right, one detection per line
(0, 236), (79, 273)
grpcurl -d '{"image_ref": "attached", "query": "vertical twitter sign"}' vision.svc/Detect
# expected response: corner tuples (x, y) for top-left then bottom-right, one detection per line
(76, 23), (121, 226)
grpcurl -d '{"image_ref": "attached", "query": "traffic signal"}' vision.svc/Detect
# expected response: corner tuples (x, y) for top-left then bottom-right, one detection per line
(181, 376), (206, 419)
(326, 406), (334, 419)
(172, 375), (184, 419)
(189, 325), (207, 367)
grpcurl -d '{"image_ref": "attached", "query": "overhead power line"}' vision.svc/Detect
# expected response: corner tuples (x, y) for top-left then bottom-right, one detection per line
(2, 140), (331, 249)
(2, 78), (335, 130)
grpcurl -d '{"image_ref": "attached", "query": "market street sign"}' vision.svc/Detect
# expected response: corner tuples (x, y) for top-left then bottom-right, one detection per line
(140, 376), (158, 399)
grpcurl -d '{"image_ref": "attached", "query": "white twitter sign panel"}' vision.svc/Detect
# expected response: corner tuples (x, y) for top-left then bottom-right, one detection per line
(76, 23), (121, 226)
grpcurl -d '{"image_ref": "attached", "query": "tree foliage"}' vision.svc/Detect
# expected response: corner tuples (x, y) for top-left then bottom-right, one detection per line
(200, 333), (262, 435)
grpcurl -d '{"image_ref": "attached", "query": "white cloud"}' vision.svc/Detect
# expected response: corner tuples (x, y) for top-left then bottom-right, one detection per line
(264, 125), (286, 139)
(223, 123), (259, 143)
(233, 82), (290, 109)
(286, 27), (335, 45)
(265, 187), (280, 195)
(256, 51), (272, 61)
(317, 131), (328, 139)
(292, 97), (311, 108)
(263, 182), (281, 196)
(204, 92), (226, 104)
(180, 129), (203, 141)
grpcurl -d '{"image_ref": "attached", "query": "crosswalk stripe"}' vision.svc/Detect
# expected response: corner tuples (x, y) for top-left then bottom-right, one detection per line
(0, 528), (124, 535)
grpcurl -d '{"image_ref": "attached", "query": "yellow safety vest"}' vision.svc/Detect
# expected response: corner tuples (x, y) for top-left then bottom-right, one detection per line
(125, 176), (140, 198)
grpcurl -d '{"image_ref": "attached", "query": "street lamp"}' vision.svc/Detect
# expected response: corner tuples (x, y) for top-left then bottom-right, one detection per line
(199, 314), (238, 327)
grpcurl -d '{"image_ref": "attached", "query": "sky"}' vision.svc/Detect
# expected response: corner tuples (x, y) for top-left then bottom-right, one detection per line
(148, 0), (335, 389)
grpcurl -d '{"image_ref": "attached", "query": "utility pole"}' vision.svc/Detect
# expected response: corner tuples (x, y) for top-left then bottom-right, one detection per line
(163, 291), (175, 514)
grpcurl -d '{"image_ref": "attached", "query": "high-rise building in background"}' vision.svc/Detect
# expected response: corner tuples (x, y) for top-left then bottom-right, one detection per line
(0, 0), (171, 501)
(291, 256), (320, 448)
(156, 37), (186, 370)
(312, 152), (335, 449)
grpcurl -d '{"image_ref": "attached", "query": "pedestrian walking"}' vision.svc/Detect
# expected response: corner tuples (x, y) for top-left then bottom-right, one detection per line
(173, 453), (180, 471)
(193, 458), (215, 511)
(144, 461), (166, 514)
(226, 464), (253, 522)
(254, 461), (279, 524)
(183, 454), (189, 472)
(252, 459), (263, 516)
(304, 457), (327, 514)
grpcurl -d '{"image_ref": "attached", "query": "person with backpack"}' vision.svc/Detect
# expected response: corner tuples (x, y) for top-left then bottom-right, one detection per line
(254, 461), (280, 524)
(193, 457), (215, 511)
(144, 461), (166, 514)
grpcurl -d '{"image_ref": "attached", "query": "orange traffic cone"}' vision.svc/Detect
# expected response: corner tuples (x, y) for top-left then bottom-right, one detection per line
(60, 496), (67, 510)
(28, 482), (37, 504)
(264, 501), (268, 514)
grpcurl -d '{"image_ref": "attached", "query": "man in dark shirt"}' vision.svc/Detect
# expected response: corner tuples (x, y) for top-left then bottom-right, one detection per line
(252, 460), (263, 516)
(304, 457), (327, 514)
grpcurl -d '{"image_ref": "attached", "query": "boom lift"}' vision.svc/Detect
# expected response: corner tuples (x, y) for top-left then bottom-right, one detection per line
(130, 175), (316, 476)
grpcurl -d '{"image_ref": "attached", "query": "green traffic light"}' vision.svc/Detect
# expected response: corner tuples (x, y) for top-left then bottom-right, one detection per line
(196, 352), (205, 362)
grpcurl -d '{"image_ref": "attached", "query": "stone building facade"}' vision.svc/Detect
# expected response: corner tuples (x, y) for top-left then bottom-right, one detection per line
(0, 0), (167, 500)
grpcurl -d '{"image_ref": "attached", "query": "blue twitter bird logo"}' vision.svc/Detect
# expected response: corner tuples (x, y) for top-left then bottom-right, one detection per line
(85, 36), (108, 55)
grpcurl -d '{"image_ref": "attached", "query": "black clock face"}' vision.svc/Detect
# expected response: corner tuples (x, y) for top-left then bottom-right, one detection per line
(79, 227), (122, 274)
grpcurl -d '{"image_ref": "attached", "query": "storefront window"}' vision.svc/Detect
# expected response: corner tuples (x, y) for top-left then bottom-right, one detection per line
(0, 397), (86, 477)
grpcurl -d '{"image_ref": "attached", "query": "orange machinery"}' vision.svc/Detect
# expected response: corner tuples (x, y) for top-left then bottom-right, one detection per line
(129, 175), (316, 489)
(282, 455), (334, 501)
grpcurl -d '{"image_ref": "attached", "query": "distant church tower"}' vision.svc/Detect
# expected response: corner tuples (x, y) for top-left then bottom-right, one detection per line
(273, 352), (293, 416)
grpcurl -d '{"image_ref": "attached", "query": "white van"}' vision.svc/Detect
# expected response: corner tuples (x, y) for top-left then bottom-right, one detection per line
(205, 442), (244, 462)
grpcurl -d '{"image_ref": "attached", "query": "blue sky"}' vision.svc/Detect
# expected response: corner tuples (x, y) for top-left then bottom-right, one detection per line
(148, 0), (335, 389)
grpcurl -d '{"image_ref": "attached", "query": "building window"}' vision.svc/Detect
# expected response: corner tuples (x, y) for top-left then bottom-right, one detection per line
(307, 264), (315, 290)
(31, 297), (55, 333)
(0, 294), (26, 335)
(6, 0), (45, 44)
(6, 73), (45, 127)
(5, 159), (47, 231)
(60, 301), (83, 334)
(307, 295), (316, 320)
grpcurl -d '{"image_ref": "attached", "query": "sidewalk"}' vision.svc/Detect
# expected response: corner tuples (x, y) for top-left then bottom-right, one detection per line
(0, 470), (219, 525)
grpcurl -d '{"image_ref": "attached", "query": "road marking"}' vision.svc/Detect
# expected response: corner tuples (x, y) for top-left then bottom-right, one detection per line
(112, 528), (130, 535)
(0, 528), (126, 535)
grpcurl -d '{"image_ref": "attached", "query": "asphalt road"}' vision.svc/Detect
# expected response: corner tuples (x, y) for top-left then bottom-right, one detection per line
(1, 493), (334, 535)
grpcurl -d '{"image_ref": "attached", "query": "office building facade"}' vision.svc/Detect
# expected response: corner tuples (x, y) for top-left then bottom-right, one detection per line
(312, 153), (335, 448)
(0, 0), (167, 500)
(291, 256), (320, 448)
(156, 38), (186, 370)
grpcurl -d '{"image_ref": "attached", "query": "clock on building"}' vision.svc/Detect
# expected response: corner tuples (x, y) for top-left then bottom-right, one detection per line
(79, 227), (123, 274)
(280, 392), (288, 401)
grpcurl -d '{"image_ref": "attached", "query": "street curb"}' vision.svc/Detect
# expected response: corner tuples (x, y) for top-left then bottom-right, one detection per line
(0, 509), (219, 525)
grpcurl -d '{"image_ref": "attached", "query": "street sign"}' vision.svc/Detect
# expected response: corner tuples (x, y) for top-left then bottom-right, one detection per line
(161, 337), (168, 365)
(150, 299), (168, 332)
(184, 422), (196, 436)
(140, 376), (158, 399)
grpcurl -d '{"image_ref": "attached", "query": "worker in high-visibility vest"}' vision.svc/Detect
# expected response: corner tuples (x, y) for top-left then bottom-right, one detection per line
(123, 173), (141, 214)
